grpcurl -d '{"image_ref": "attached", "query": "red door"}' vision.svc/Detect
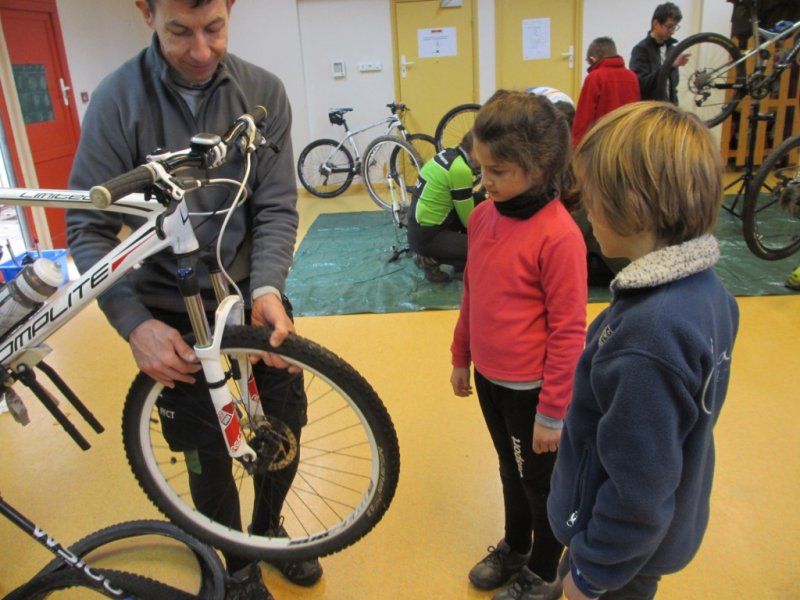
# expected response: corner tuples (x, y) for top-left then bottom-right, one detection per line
(0, 0), (80, 248)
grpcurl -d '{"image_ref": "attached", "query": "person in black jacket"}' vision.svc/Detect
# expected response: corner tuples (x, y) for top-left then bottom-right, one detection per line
(630, 2), (688, 101)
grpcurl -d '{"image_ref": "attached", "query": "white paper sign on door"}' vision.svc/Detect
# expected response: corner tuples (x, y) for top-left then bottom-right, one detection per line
(522, 18), (550, 60)
(418, 27), (457, 58)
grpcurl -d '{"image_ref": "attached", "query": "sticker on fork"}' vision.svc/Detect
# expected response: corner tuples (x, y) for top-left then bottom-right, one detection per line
(218, 402), (243, 453)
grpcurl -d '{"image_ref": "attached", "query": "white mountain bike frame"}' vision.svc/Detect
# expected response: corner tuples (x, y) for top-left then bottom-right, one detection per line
(0, 108), (269, 462)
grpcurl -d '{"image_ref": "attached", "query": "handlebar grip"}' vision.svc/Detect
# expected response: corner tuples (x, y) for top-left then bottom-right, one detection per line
(247, 105), (268, 125)
(89, 165), (156, 208)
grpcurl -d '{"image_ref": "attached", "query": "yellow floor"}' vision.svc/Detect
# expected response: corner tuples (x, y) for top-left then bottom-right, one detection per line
(0, 188), (798, 598)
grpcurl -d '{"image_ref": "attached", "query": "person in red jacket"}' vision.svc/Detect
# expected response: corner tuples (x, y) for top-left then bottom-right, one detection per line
(572, 37), (640, 148)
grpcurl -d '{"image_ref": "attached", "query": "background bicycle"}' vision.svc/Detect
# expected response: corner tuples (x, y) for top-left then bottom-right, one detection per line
(0, 109), (401, 570)
(658, 6), (800, 127)
(297, 102), (435, 198)
(435, 103), (480, 152)
(658, 0), (799, 260)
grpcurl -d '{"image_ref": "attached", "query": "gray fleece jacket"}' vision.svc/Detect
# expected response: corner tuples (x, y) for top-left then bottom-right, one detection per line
(67, 35), (298, 340)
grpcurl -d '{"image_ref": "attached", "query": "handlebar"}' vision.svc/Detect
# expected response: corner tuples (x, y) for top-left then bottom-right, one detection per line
(387, 102), (407, 115)
(89, 105), (268, 208)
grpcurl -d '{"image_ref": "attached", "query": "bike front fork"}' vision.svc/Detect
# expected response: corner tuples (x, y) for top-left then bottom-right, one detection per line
(178, 265), (258, 463)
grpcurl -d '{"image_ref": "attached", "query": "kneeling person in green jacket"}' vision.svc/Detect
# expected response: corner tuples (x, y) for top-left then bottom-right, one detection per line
(407, 132), (481, 282)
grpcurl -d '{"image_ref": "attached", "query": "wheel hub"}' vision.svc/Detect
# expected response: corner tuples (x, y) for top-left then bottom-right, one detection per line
(240, 416), (298, 475)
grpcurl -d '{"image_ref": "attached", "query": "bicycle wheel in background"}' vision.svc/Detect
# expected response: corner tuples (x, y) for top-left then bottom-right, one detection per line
(406, 132), (437, 168)
(362, 135), (423, 227)
(435, 103), (480, 151)
(296, 139), (355, 197)
(658, 32), (746, 128)
(743, 133), (800, 260)
(123, 326), (400, 563)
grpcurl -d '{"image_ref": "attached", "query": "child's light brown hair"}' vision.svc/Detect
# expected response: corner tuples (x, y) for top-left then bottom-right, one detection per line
(573, 101), (722, 246)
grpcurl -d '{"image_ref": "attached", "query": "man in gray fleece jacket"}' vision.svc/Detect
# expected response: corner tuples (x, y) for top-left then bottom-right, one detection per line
(66, 1), (320, 597)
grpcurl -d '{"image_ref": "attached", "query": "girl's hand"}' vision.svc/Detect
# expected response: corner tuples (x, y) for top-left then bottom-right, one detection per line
(450, 367), (473, 397)
(532, 421), (561, 454)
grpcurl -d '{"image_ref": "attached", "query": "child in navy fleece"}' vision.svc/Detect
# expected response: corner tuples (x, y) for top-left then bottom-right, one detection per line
(548, 102), (739, 599)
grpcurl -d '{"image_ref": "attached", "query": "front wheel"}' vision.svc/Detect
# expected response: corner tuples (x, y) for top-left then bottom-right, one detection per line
(122, 326), (400, 562)
(658, 32), (745, 128)
(362, 135), (423, 227)
(435, 103), (480, 151)
(297, 139), (355, 197)
(743, 134), (800, 260)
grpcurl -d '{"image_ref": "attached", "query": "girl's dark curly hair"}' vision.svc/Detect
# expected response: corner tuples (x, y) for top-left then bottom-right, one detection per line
(473, 89), (574, 204)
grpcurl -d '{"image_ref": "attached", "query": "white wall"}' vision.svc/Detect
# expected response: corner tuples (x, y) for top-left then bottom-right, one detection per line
(296, 0), (395, 154)
(56, 0), (151, 122)
(477, 0), (496, 102)
(52, 0), (735, 170)
(226, 0), (308, 156)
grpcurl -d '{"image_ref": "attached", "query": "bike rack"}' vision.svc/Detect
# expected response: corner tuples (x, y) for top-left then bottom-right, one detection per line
(721, 96), (776, 219)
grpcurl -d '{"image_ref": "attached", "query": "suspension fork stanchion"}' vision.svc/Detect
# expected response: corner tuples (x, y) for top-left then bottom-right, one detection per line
(177, 265), (256, 462)
(201, 259), (262, 420)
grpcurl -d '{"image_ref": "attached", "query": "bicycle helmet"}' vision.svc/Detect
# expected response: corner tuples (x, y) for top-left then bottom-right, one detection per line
(526, 86), (575, 107)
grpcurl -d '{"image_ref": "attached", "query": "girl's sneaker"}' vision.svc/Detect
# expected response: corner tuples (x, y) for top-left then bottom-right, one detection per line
(492, 566), (563, 600)
(468, 539), (531, 590)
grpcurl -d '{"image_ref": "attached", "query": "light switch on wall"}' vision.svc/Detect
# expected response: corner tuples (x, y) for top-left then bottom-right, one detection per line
(331, 61), (346, 78)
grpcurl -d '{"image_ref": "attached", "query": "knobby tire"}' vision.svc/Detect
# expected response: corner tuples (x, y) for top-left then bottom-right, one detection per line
(122, 325), (400, 563)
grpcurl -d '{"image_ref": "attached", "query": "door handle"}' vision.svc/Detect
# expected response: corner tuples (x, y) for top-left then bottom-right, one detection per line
(59, 77), (71, 106)
(400, 55), (415, 79)
(560, 45), (574, 69)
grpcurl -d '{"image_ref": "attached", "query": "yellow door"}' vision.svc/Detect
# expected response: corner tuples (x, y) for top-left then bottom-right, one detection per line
(394, 0), (477, 138)
(495, 0), (581, 102)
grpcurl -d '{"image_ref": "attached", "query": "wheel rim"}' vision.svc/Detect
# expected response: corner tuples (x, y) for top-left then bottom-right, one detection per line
(437, 106), (479, 151)
(131, 345), (386, 560)
(299, 144), (352, 196)
(364, 139), (421, 215)
(747, 165), (800, 259)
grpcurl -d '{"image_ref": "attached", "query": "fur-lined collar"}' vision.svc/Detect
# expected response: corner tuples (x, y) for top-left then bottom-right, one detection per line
(611, 234), (720, 291)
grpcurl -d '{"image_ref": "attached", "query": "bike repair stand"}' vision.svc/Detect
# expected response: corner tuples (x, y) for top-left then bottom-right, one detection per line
(388, 207), (411, 263)
(722, 96), (775, 219)
(388, 235), (411, 263)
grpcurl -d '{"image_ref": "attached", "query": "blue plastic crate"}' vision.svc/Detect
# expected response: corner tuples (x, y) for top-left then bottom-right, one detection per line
(0, 249), (69, 286)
